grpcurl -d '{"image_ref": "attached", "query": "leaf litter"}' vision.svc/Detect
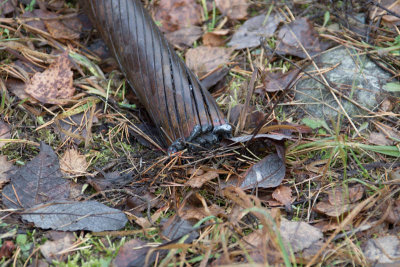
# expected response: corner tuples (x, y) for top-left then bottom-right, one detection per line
(0, 0), (400, 266)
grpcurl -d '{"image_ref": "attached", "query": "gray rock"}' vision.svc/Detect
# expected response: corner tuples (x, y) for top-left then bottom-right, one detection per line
(292, 46), (393, 121)
(364, 235), (400, 265)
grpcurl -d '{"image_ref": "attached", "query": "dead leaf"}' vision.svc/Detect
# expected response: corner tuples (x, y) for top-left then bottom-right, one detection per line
(0, 241), (15, 259)
(0, 120), (11, 148)
(202, 32), (225, 47)
(228, 13), (283, 49)
(0, 156), (14, 189)
(165, 26), (202, 47)
(215, 0), (248, 20)
(327, 184), (364, 206)
(126, 192), (162, 212)
(240, 153), (286, 190)
(369, 132), (393, 146)
(0, 0), (15, 15)
(22, 201), (128, 231)
(200, 66), (230, 90)
(60, 148), (88, 175)
(113, 239), (163, 267)
(21, 9), (81, 39)
(185, 171), (219, 188)
(6, 78), (37, 103)
(153, 0), (202, 32)
(179, 204), (224, 220)
(25, 51), (75, 105)
(280, 218), (323, 253)
(386, 198), (400, 224)
(161, 215), (199, 242)
(55, 112), (98, 145)
(89, 171), (132, 192)
(186, 46), (231, 77)
(272, 185), (293, 209)
(313, 201), (352, 217)
(364, 235), (400, 265)
(40, 232), (75, 263)
(2, 142), (71, 209)
(276, 18), (328, 58)
(263, 68), (301, 92)
(229, 104), (265, 129)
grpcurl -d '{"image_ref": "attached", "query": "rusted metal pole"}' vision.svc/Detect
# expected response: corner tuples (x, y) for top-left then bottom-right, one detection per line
(81, 0), (231, 152)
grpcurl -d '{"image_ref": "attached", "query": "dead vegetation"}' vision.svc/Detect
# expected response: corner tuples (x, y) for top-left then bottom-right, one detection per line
(0, 0), (399, 266)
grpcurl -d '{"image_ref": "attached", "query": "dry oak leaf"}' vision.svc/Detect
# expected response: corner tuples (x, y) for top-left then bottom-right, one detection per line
(25, 51), (75, 105)
(60, 148), (88, 175)
(272, 185), (294, 208)
(185, 170), (219, 188)
(216, 0), (248, 20)
(153, 0), (202, 32)
(202, 32), (226, 47)
(186, 46), (232, 77)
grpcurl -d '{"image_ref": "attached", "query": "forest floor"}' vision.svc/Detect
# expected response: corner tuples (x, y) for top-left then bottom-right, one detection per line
(0, 0), (399, 266)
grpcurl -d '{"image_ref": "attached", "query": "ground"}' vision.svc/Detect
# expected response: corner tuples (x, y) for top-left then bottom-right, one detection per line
(0, 0), (399, 266)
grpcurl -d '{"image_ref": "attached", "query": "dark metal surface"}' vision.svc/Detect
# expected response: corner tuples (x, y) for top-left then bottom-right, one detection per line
(82, 0), (231, 152)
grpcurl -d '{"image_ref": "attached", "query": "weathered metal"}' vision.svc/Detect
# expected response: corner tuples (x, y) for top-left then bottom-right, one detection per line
(82, 0), (231, 152)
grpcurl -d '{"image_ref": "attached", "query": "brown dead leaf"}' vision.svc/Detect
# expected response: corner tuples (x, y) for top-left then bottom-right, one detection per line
(369, 132), (393, 146)
(153, 0), (202, 32)
(263, 68), (301, 92)
(276, 18), (328, 58)
(202, 32), (225, 47)
(165, 26), (202, 47)
(0, 241), (15, 259)
(0, 120), (11, 148)
(386, 198), (400, 224)
(185, 171), (219, 188)
(179, 204), (224, 220)
(314, 201), (352, 217)
(60, 148), (88, 175)
(229, 104), (265, 130)
(328, 184), (364, 206)
(0, 156), (14, 189)
(25, 51), (75, 105)
(186, 46), (231, 77)
(215, 0), (248, 20)
(272, 185), (293, 208)
(40, 232), (75, 263)
(6, 78), (38, 103)
(21, 9), (81, 40)
(0, 0), (16, 15)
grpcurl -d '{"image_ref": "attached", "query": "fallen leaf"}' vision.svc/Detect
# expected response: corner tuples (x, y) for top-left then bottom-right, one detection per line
(0, 0), (15, 15)
(0, 241), (15, 259)
(40, 232), (75, 263)
(327, 184), (364, 206)
(229, 104), (265, 129)
(126, 192), (162, 212)
(161, 215), (199, 242)
(313, 201), (351, 217)
(215, 0), (248, 20)
(228, 133), (292, 143)
(22, 9), (80, 40)
(60, 148), (88, 175)
(202, 32), (225, 47)
(165, 26), (202, 47)
(6, 78), (37, 103)
(25, 51), (75, 105)
(276, 18), (328, 58)
(153, 0), (202, 32)
(280, 218), (323, 253)
(240, 153), (286, 190)
(272, 185), (293, 209)
(179, 204), (224, 221)
(55, 112), (98, 145)
(185, 171), (219, 188)
(263, 68), (301, 92)
(200, 66), (230, 90)
(22, 201), (128, 231)
(0, 120), (11, 148)
(364, 235), (400, 265)
(228, 13), (283, 49)
(113, 239), (160, 267)
(369, 132), (393, 146)
(0, 156), (14, 189)
(89, 171), (132, 192)
(185, 46), (231, 77)
(386, 198), (400, 224)
(2, 142), (71, 209)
